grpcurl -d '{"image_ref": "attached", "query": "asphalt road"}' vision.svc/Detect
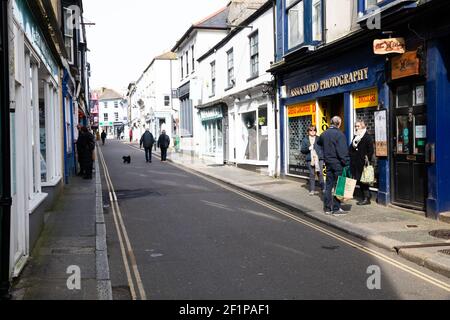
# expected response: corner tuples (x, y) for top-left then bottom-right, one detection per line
(99, 140), (450, 300)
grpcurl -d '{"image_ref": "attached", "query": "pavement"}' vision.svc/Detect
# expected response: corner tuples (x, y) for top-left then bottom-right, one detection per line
(10, 148), (112, 300)
(125, 142), (450, 279)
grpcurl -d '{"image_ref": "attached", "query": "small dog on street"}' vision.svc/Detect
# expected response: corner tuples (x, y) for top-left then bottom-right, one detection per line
(122, 155), (131, 164)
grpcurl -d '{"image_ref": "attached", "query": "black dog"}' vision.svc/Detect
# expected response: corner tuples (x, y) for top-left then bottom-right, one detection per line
(122, 155), (131, 164)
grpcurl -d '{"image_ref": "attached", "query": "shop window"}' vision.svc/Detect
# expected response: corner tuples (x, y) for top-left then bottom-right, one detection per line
(180, 98), (193, 137)
(288, 115), (312, 176)
(242, 111), (258, 161)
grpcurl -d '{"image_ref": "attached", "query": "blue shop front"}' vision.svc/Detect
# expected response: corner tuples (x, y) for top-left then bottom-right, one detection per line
(279, 44), (391, 207)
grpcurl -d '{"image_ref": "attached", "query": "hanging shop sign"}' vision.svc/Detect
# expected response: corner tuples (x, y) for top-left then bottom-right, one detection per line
(391, 51), (420, 80)
(374, 110), (388, 157)
(289, 68), (369, 98)
(373, 38), (406, 55)
(353, 88), (378, 109)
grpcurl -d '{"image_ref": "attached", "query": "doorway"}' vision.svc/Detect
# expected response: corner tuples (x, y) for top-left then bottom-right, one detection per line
(391, 83), (427, 210)
(318, 94), (345, 134)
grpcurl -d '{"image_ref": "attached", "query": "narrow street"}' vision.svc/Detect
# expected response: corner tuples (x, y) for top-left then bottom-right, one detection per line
(99, 141), (450, 300)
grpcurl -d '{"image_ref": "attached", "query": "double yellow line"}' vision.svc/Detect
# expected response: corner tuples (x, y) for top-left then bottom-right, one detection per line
(98, 146), (147, 300)
(128, 144), (450, 294)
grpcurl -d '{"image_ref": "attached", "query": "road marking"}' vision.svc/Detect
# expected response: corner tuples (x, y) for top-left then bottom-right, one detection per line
(127, 145), (450, 293)
(98, 146), (147, 300)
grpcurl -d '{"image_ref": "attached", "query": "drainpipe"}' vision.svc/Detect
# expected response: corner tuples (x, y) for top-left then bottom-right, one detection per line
(62, 74), (69, 184)
(0, 0), (12, 299)
(70, 96), (76, 176)
(272, 0), (280, 178)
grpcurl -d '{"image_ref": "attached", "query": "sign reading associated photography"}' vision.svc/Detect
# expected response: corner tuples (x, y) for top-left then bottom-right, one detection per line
(289, 67), (370, 98)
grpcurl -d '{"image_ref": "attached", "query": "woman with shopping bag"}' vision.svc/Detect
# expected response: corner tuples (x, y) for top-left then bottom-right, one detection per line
(349, 120), (374, 206)
(301, 126), (325, 196)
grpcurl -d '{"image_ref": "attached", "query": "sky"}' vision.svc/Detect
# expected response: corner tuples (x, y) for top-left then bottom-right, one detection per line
(83, 0), (229, 94)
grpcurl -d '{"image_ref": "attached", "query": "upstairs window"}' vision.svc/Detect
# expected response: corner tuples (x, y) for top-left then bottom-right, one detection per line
(191, 45), (195, 72)
(63, 7), (75, 64)
(227, 49), (234, 88)
(312, 0), (322, 42)
(249, 32), (259, 78)
(185, 51), (189, 76)
(164, 95), (170, 106)
(114, 101), (119, 108)
(287, 0), (304, 49)
(211, 61), (216, 96)
(180, 55), (184, 79)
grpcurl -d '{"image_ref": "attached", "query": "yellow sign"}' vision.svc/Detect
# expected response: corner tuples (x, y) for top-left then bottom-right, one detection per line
(287, 102), (316, 118)
(354, 88), (378, 109)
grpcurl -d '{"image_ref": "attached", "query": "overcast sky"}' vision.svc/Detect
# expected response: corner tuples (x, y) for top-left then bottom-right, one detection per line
(83, 0), (229, 94)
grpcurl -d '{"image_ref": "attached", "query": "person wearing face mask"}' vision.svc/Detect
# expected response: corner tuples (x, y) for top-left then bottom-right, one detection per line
(349, 120), (374, 206)
(301, 126), (325, 196)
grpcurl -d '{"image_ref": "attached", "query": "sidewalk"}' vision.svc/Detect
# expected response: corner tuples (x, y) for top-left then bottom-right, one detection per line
(144, 144), (450, 279)
(11, 155), (112, 300)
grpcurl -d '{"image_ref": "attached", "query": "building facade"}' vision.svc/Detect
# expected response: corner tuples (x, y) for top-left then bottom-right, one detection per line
(197, 1), (278, 174)
(271, 0), (450, 219)
(172, 5), (230, 156)
(96, 88), (126, 139)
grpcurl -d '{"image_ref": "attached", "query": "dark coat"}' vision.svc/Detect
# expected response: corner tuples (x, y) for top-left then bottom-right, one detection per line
(300, 136), (324, 162)
(349, 133), (374, 181)
(158, 133), (170, 149)
(101, 132), (107, 140)
(317, 127), (350, 168)
(140, 131), (155, 149)
(76, 132), (95, 165)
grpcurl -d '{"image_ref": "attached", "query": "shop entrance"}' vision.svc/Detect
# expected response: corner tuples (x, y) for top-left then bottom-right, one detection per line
(318, 94), (345, 134)
(392, 83), (427, 210)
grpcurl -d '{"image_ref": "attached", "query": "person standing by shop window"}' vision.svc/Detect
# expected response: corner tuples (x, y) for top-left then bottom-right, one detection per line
(301, 126), (325, 196)
(349, 120), (374, 206)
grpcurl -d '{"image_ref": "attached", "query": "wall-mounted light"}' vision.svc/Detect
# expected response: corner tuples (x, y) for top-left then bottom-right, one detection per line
(245, 93), (252, 100)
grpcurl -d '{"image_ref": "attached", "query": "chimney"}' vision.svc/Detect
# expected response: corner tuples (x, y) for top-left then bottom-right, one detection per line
(228, 0), (267, 27)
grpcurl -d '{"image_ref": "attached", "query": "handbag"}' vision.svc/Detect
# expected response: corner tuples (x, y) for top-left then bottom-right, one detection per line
(334, 167), (357, 202)
(360, 156), (375, 185)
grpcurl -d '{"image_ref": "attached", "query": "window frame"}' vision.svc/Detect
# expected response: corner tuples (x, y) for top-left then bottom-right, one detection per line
(226, 48), (234, 89)
(210, 61), (216, 97)
(249, 31), (259, 79)
(63, 7), (75, 64)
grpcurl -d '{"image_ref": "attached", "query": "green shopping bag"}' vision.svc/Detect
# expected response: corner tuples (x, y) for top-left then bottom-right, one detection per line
(334, 167), (357, 202)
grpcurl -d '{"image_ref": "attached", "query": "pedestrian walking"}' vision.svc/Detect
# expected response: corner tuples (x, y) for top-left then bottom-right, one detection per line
(129, 128), (133, 143)
(301, 125), (325, 196)
(76, 126), (96, 179)
(140, 128), (155, 163)
(349, 120), (374, 206)
(157, 130), (170, 162)
(317, 116), (350, 215)
(101, 130), (107, 145)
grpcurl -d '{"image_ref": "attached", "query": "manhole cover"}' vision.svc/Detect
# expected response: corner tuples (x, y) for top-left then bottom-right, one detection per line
(429, 229), (450, 240)
(438, 249), (450, 256)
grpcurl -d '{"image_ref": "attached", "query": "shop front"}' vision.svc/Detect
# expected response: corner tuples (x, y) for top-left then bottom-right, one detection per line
(280, 46), (389, 203)
(198, 104), (225, 164)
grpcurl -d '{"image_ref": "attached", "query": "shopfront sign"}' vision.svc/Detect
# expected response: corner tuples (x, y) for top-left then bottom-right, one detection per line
(353, 88), (378, 109)
(391, 51), (421, 80)
(373, 38), (406, 55)
(100, 122), (113, 126)
(287, 102), (316, 118)
(289, 68), (369, 98)
(200, 106), (223, 122)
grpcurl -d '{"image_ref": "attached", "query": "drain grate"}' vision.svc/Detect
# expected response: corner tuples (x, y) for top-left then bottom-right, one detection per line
(429, 229), (450, 240)
(438, 249), (450, 256)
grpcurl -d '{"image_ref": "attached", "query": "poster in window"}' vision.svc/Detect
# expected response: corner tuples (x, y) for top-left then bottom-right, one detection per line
(374, 110), (388, 157)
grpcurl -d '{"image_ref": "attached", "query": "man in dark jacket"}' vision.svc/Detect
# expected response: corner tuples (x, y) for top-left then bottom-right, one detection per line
(76, 126), (96, 179)
(140, 128), (155, 163)
(157, 130), (170, 162)
(101, 130), (107, 145)
(317, 116), (350, 215)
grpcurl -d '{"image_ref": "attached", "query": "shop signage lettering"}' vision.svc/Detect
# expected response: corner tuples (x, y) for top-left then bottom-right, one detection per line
(373, 38), (406, 55)
(289, 68), (369, 98)
(391, 51), (420, 80)
(354, 88), (378, 109)
(287, 102), (316, 118)
(200, 106), (223, 121)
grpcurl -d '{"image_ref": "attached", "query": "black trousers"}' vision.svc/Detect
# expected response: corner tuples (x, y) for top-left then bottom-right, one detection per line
(161, 147), (168, 161)
(144, 147), (152, 162)
(359, 182), (371, 200)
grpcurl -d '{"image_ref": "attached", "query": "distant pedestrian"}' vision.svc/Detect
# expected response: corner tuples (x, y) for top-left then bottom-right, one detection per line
(140, 128), (155, 163)
(349, 120), (374, 206)
(317, 116), (350, 215)
(101, 130), (107, 145)
(129, 128), (133, 143)
(301, 125), (325, 196)
(157, 130), (170, 162)
(76, 126), (96, 179)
